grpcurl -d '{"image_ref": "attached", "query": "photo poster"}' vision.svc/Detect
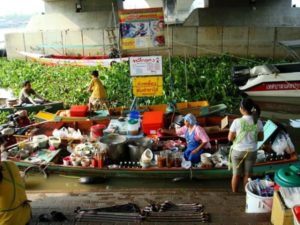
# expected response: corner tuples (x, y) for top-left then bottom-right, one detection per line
(119, 7), (165, 50)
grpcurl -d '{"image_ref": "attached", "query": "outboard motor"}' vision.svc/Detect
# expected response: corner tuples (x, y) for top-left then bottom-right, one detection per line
(231, 65), (251, 86)
(8, 110), (31, 128)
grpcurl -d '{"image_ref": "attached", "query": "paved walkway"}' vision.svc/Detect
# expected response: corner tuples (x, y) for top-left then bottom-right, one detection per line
(27, 189), (272, 225)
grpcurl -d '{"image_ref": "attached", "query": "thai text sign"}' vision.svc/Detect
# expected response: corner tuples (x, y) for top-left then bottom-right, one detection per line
(132, 76), (163, 97)
(130, 56), (162, 76)
(119, 8), (165, 50)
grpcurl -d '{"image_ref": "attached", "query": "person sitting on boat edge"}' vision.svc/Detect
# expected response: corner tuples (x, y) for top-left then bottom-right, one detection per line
(228, 98), (264, 193)
(0, 141), (32, 225)
(87, 70), (107, 111)
(175, 113), (211, 164)
(19, 80), (47, 106)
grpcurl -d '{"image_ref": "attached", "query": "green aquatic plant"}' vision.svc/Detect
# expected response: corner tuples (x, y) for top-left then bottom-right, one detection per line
(0, 56), (288, 111)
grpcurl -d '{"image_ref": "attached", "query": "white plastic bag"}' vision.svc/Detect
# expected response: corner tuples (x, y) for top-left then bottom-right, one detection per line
(271, 133), (288, 155)
(283, 133), (295, 154)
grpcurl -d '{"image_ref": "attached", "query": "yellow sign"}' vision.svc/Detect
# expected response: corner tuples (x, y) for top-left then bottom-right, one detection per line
(132, 76), (163, 97)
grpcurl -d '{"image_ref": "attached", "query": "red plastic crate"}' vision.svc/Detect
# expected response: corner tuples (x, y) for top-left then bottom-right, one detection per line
(142, 111), (164, 135)
(70, 105), (88, 117)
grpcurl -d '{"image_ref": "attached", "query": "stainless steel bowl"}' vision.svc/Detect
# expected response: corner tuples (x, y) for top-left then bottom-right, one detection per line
(128, 137), (153, 162)
(100, 134), (127, 164)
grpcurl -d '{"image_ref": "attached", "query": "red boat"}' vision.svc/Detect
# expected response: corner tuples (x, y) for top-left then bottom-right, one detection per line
(19, 51), (128, 67)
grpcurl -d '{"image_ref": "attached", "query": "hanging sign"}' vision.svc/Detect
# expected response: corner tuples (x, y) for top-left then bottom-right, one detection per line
(130, 56), (162, 76)
(119, 7), (165, 49)
(132, 76), (163, 97)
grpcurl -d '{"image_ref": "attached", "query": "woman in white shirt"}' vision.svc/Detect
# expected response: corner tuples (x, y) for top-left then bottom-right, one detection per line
(228, 98), (264, 193)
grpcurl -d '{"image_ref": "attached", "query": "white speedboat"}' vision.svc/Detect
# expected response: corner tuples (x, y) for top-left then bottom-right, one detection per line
(232, 63), (300, 97)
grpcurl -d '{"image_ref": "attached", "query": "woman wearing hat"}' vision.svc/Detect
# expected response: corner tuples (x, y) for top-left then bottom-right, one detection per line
(175, 113), (211, 164)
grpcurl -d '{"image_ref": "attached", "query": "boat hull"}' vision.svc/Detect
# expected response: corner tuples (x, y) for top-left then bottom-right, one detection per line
(233, 63), (300, 97)
(19, 51), (128, 67)
(13, 154), (300, 179)
(240, 76), (300, 97)
(0, 101), (64, 114)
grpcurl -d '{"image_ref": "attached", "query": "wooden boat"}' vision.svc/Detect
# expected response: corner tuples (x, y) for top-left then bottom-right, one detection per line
(19, 51), (128, 67)
(109, 100), (210, 117)
(6, 117), (300, 179)
(12, 153), (300, 179)
(34, 101), (210, 122)
(0, 101), (64, 114)
(232, 63), (300, 97)
(252, 96), (300, 115)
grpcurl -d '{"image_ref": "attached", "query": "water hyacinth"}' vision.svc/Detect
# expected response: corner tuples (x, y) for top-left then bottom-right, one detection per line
(0, 56), (289, 119)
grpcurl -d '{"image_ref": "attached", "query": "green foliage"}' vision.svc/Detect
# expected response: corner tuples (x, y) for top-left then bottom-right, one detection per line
(0, 112), (9, 124)
(0, 56), (288, 112)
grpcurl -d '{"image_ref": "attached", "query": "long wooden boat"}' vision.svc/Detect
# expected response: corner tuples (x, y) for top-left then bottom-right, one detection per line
(11, 153), (300, 179)
(34, 101), (210, 122)
(0, 101), (64, 114)
(6, 117), (300, 179)
(109, 100), (210, 117)
(19, 51), (128, 67)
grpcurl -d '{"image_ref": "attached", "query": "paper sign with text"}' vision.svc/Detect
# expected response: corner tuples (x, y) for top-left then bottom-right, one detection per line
(130, 56), (162, 76)
(132, 76), (163, 97)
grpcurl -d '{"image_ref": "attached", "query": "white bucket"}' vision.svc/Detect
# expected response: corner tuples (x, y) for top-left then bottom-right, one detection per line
(245, 182), (273, 213)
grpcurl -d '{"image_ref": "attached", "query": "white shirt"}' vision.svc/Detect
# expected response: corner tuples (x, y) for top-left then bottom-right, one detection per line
(229, 115), (263, 152)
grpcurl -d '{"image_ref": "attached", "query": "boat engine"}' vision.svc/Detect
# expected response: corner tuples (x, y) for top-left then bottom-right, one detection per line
(231, 65), (251, 86)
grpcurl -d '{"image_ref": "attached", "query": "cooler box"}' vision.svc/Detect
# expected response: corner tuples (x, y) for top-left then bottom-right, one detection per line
(142, 111), (164, 135)
(70, 105), (88, 117)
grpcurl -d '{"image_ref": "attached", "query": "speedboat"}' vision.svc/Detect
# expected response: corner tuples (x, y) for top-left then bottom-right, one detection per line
(232, 63), (300, 97)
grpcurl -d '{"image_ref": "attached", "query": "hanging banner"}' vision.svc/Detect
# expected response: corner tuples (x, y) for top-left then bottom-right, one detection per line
(130, 56), (162, 76)
(119, 7), (165, 50)
(132, 76), (163, 97)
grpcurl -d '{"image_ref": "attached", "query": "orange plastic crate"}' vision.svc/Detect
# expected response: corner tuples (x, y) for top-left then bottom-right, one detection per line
(70, 105), (88, 117)
(142, 111), (164, 135)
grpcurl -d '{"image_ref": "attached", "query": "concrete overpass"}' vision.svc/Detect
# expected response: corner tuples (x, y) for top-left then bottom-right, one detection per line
(5, 0), (300, 59)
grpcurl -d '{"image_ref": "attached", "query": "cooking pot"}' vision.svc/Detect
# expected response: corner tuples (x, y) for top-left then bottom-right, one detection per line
(128, 137), (153, 162)
(100, 134), (127, 164)
(174, 115), (184, 126)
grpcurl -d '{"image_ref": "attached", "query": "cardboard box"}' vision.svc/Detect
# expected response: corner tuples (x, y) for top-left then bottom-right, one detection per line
(271, 191), (294, 225)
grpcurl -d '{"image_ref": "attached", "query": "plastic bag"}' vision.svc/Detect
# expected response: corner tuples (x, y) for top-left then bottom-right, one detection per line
(283, 133), (295, 154)
(271, 133), (288, 155)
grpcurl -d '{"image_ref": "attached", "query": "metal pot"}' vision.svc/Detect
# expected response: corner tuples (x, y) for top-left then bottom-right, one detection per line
(128, 137), (153, 162)
(99, 134), (127, 164)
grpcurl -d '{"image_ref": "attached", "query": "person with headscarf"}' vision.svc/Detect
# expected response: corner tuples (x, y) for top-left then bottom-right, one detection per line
(228, 98), (264, 193)
(175, 113), (211, 164)
(0, 141), (31, 225)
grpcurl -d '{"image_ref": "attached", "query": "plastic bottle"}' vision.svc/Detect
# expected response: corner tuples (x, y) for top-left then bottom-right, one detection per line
(247, 178), (257, 194)
(255, 179), (263, 196)
(265, 175), (274, 186)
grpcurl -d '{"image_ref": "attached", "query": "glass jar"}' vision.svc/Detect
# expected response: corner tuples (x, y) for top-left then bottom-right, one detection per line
(157, 151), (166, 168)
